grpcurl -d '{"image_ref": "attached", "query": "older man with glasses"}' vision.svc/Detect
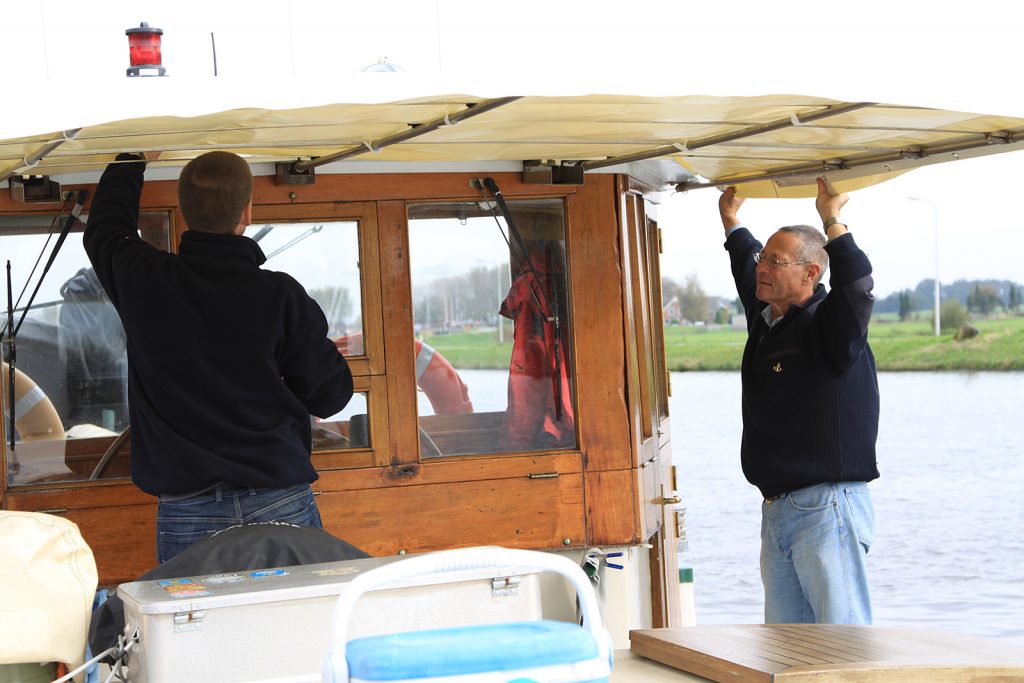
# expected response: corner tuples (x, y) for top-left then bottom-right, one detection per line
(719, 178), (880, 625)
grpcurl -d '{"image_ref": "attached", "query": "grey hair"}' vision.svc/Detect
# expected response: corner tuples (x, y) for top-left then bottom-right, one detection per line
(777, 224), (828, 285)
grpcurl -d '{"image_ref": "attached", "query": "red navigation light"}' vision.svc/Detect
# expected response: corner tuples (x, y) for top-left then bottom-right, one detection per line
(126, 22), (167, 77)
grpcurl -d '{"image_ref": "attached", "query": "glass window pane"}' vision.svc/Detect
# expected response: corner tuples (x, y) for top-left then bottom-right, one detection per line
(407, 199), (576, 457)
(245, 221), (363, 354)
(314, 392), (369, 450)
(2, 212), (168, 486)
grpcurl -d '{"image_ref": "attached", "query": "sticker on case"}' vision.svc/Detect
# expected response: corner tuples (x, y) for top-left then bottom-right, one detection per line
(249, 569), (288, 578)
(206, 574), (245, 584)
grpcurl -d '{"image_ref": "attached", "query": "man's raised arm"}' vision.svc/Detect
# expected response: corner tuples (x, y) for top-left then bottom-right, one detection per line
(719, 186), (745, 234)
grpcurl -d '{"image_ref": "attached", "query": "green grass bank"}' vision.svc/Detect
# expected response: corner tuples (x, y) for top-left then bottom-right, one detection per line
(423, 315), (1024, 371)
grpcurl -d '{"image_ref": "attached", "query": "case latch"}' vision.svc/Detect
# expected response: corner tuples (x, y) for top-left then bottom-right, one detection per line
(173, 610), (206, 632)
(491, 575), (522, 597)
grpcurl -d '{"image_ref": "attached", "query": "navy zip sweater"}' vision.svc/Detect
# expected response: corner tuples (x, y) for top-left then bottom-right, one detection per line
(726, 227), (880, 498)
(84, 157), (353, 495)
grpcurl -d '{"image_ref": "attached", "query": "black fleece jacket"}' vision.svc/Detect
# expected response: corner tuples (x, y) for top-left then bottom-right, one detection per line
(84, 156), (353, 495)
(726, 227), (880, 498)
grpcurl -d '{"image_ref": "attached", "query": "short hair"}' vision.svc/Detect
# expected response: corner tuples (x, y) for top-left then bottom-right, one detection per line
(177, 151), (253, 234)
(777, 224), (829, 285)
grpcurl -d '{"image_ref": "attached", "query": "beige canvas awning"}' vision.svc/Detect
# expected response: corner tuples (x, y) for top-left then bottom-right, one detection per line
(2, 87), (1023, 198)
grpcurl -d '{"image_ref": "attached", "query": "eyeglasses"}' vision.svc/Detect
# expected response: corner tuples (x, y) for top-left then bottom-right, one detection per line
(753, 251), (810, 269)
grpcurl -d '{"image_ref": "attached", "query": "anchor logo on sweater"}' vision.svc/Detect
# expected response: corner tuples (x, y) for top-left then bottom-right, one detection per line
(772, 362), (782, 373)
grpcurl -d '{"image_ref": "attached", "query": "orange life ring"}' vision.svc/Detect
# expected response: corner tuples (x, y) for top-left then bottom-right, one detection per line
(333, 335), (473, 414)
(413, 339), (473, 414)
(1, 362), (66, 441)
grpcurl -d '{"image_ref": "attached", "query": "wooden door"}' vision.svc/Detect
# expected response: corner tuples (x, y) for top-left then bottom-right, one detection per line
(619, 181), (681, 627)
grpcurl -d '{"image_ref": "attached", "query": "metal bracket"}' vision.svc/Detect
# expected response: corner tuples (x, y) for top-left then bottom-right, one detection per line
(274, 161), (316, 186)
(522, 161), (584, 186)
(9, 176), (62, 204)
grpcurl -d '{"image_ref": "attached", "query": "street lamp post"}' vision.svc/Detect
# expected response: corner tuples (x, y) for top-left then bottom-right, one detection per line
(909, 196), (940, 337)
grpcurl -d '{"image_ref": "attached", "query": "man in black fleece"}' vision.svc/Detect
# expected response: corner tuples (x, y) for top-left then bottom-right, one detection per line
(85, 151), (353, 563)
(721, 178), (879, 624)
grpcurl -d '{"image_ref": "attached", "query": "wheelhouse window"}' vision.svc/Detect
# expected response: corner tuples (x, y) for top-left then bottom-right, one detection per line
(407, 198), (576, 457)
(314, 391), (369, 450)
(1, 212), (169, 486)
(244, 219), (372, 458)
(244, 221), (364, 351)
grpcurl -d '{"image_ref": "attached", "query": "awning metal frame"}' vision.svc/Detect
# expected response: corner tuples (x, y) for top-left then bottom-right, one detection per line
(580, 102), (876, 171)
(0, 128), (81, 185)
(285, 96), (522, 174)
(675, 128), (1023, 191)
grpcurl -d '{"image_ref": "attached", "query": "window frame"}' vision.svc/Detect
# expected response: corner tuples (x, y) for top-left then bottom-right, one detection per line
(0, 209), (173, 488)
(405, 195), (580, 460)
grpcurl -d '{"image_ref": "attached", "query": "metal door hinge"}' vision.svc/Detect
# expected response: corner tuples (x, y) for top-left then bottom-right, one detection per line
(676, 507), (689, 552)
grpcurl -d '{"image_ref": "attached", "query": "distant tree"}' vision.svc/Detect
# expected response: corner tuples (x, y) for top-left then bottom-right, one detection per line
(966, 284), (1001, 315)
(308, 286), (353, 335)
(414, 289), (446, 328)
(714, 307), (730, 324)
(462, 265), (504, 325)
(940, 299), (968, 332)
(678, 274), (709, 323)
(1009, 285), (1020, 314)
(661, 277), (681, 307)
(898, 290), (913, 322)
(733, 296), (744, 315)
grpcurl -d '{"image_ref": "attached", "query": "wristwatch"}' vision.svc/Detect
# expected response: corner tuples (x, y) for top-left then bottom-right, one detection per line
(823, 216), (843, 230)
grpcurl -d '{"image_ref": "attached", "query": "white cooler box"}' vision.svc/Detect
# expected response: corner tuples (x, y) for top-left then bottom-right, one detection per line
(118, 553), (542, 683)
(323, 547), (612, 683)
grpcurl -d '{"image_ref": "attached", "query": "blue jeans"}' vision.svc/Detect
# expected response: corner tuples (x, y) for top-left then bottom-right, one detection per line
(760, 482), (874, 624)
(156, 483), (322, 564)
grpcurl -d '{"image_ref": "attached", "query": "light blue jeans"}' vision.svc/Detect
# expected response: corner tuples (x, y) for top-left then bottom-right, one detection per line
(156, 483), (322, 564)
(760, 482), (874, 624)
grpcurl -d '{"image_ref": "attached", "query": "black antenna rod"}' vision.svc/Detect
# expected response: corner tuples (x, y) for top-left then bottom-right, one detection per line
(479, 178), (556, 321)
(4, 260), (16, 465)
(211, 32), (218, 76)
(12, 190), (88, 339)
(4, 189), (86, 472)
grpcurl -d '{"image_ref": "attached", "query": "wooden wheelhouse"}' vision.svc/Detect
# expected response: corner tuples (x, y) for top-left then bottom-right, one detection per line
(2, 90), (1024, 640)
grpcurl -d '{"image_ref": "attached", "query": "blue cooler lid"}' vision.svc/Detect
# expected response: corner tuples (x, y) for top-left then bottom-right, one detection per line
(346, 619), (599, 680)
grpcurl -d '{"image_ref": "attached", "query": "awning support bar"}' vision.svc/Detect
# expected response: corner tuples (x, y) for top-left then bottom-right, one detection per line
(291, 96), (522, 172)
(581, 102), (875, 171)
(675, 128), (1022, 191)
(0, 128), (82, 185)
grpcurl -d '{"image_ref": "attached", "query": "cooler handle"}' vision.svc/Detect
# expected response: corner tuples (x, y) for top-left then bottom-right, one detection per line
(321, 546), (610, 683)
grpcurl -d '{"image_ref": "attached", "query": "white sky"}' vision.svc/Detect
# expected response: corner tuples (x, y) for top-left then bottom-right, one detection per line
(3, 0), (1023, 299)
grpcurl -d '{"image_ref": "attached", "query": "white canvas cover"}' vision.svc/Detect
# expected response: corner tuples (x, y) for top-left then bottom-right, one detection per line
(1, 82), (1023, 197)
(0, 511), (98, 673)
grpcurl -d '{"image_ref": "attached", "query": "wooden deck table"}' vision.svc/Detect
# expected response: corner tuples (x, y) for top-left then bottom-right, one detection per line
(630, 624), (1024, 682)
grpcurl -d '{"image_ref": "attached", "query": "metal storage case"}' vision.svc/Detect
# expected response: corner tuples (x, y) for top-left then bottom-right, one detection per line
(118, 554), (542, 683)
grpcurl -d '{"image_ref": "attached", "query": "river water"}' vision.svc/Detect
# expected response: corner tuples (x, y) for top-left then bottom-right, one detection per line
(453, 369), (1024, 643)
(671, 371), (1024, 644)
